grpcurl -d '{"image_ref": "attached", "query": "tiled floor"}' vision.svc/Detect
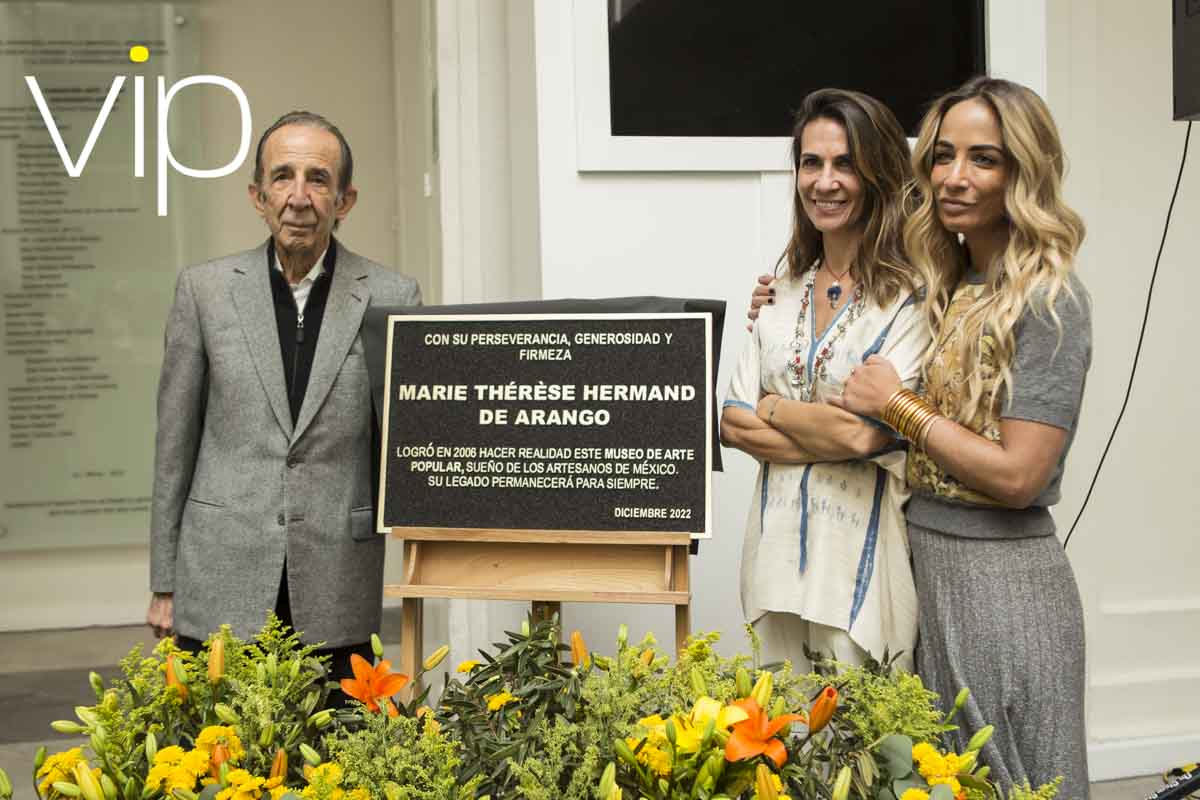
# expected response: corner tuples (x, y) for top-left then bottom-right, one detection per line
(0, 617), (1172, 800)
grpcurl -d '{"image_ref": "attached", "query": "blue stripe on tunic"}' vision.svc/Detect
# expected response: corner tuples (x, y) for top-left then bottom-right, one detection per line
(797, 463), (813, 573)
(759, 462), (770, 537)
(723, 399), (755, 412)
(849, 465), (889, 628)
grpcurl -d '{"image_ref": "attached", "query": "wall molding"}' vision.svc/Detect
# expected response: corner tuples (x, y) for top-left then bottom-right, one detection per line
(1089, 734), (1200, 782)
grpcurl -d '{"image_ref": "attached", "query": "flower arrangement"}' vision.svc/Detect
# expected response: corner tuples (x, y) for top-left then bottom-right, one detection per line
(10, 615), (1062, 800)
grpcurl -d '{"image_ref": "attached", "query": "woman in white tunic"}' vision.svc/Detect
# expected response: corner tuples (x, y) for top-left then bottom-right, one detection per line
(721, 89), (929, 671)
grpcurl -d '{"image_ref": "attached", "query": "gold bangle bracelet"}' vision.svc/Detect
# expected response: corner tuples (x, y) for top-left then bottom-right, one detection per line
(883, 388), (941, 447)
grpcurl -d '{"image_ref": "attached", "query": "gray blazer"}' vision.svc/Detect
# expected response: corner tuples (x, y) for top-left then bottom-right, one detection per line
(150, 239), (421, 647)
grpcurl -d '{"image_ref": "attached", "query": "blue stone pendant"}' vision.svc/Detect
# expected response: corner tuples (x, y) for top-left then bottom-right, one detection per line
(826, 282), (842, 307)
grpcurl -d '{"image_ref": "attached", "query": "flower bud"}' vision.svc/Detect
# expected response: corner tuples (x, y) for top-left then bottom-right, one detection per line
(265, 653), (277, 679)
(957, 751), (977, 773)
(754, 764), (778, 800)
(270, 750), (288, 781)
(639, 649), (654, 667)
(807, 686), (838, 733)
(89, 673), (105, 699)
(213, 704), (240, 725)
(52, 782), (81, 797)
(51, 721), (87, 735)
(966, 724), (994, 753)
(830, 766), (852, 800)
(689, 667), (707, 697)
(74, 763), (103, 800)
(100, 774), (118, 800)
(734, 667), (752, 699)
(0, 767), (13, 799)
(976, 766), (990, 780)
(599, 762), (616, 798)
(750, 671), (773, 708)
(612, 739), (639, 768)
(208, 745), (229, 781)
(423, 645), (450, 671)
(207, 638), (225, 685)
(299, 744), (322, 767)
(383, 783), (401, 800)
(616, 624), (628, 647)
(165, 655), (188, 700)
(75, 706), (98, 726)
(145, 732), (158, 764)
(570, 632), (589, 668)
(371, 634), (385, 659)
(258, 723), (274, 749)
(520, 619), (530, 637)
(34, 746), (47, 771)
(308, 710), (334, 730)
(954, 687), (970, 711)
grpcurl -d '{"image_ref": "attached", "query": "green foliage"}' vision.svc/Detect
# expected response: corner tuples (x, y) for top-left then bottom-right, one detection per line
(1006, 777), (1062, 800)
(204, 618), (335, 780)
(808, 652), (950, 747)
(435, 615), (589, 797)
(322, 711), (479, 800)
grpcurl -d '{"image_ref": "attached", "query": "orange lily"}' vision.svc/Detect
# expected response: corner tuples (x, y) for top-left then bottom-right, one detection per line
(570, 630), (590, 667)
(807, 686), (838, 733)
(339, 653), (410, 715)
(724, 698), (805, 768)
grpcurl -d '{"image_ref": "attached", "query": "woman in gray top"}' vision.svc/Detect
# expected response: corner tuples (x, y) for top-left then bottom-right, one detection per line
(836, 77), (1092, 798)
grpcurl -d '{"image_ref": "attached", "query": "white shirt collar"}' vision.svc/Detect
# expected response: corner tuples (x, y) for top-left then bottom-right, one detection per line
(273, 248), (327, 286)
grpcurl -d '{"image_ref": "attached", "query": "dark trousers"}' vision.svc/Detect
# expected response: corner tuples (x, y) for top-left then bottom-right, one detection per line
(176, 562), (372, 708)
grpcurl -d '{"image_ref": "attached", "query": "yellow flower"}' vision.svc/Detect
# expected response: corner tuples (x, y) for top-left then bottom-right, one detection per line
(691, 696), (750, 731)
(456, 660), (481, 673)
(152, 746), (186, 766)
(942, 752), (962, 774)
(215, 768), (276, 800)
(485, 690), (517, 711)
(196, 726), (245, 763)
(165, 765), (200, 794)
(911, 742), (937, 762)
(899, 791), (930, 800)
(182, 749), (211, 777)
(346, 789), (370, 800)
(38, 748), (85, 794)
(916, 752), (945, 780)
(626, 738), (672, 777)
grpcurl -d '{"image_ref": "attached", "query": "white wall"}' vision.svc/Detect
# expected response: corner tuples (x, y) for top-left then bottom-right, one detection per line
(1047, 0), (1200, 779)
(0, 0), (407, 631)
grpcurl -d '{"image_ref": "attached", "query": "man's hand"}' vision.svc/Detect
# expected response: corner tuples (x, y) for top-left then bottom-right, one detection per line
(746, 274), (775, 331)
(146, 592), (175, 640)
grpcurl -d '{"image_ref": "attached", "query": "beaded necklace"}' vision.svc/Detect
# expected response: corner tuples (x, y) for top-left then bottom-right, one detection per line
(786, 269), (865, 400)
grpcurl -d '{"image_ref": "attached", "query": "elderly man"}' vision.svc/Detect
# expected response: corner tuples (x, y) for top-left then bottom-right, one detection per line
(145, 111), (421, 680)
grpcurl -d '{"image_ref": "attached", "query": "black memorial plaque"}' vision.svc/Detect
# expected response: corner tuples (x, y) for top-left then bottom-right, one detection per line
(377, 314), (711, 536)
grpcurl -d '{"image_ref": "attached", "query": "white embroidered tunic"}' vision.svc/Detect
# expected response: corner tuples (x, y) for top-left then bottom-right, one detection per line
(724, 267), (929, 664)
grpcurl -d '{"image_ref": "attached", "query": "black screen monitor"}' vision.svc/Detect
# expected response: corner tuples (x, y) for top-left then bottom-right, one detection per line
(1175, 0), (1200, 120)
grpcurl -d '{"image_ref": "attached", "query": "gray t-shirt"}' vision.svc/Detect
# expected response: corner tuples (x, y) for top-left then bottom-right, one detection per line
(907, 271), (1092, 538)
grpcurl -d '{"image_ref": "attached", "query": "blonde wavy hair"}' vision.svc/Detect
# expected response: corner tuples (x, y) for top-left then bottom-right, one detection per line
(905, 76), (1086, 424)
(779, 88), (919, 308)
